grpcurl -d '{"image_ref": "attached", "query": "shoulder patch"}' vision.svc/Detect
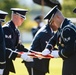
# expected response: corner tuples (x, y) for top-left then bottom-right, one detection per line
(5, 35), (12, 39)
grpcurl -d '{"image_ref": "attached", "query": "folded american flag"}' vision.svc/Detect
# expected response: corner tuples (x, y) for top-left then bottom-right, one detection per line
(28, 50), (54, 59)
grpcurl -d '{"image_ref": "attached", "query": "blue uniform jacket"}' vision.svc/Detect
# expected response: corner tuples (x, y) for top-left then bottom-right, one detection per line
(46, 19), (76, 59)
(0, 24), (6, 69)
(2, 21), (28, 73)
(30, 25), (54, 73)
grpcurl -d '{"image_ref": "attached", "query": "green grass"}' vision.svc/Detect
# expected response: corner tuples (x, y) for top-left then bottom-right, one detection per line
(9, 43), (63, 75)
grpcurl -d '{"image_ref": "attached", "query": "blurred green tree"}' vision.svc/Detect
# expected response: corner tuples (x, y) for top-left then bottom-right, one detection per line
(0, 0), (20, 20)
(0, 0), (30, 31)
(62, 0), (76, 18)
(0, 0), (76, 31)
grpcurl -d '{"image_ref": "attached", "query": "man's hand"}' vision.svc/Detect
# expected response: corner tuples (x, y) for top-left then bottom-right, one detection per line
(51, 50), (59, 58)
(0, 69), (4, 75)
(21, 52), (33, 62)
(42, 49), (51, 55)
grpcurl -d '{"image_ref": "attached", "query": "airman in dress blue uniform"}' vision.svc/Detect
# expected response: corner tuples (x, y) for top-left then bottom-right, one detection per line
(2, 8), (33, 75)
(29, 24), (55, 75)
(26, 11), (59, 75)
(0, 10), (8, 75)
(31, 15), (43, 37)
(42, 5), (76, 75)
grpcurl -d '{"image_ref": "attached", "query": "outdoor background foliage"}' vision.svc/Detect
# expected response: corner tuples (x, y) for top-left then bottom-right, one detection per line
(0, 0), (76, 31)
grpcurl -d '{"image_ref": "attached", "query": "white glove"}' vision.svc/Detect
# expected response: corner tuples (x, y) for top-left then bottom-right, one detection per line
(42, 49), (51, 55)
(0, 69), (4, 75)
(51, 50), (59, 58)
(21, 52), (33, 62)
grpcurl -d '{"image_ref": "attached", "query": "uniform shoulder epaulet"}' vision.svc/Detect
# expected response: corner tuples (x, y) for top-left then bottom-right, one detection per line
(61, 24), (76, 42)
(63, 24), (76, 33)
(2, 21), (10, 28)
(42, 29), (47, 33)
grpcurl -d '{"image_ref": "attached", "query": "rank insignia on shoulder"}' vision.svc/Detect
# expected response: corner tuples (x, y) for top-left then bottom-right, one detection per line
(64, 37), (70, 42)
(5, 35), (12, 39)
